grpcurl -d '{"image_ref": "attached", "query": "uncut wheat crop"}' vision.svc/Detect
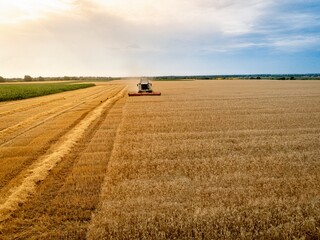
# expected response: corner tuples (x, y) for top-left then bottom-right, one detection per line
(88, 80), (320, 239)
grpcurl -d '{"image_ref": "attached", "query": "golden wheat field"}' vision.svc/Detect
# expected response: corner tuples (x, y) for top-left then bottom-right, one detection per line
(0, 80), (320, 239)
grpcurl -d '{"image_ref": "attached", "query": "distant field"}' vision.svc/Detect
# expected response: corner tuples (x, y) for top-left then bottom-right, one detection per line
(0, 82), (95, 101)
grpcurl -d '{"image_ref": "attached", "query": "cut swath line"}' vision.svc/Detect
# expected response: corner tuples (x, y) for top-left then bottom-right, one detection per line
(0, 88), (109, 136)
(0, 87), (127, 222)
(0, 86), (120, 146)
(0, 98), (65, 118)
(0, 101), (85, 147)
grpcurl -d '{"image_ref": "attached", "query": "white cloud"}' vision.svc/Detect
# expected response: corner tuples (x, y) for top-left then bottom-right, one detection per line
(271, 36), (320, 51)
(0, 0), (74, 24)
(0, 0), (319, 77)
(87, 0), (275, 35)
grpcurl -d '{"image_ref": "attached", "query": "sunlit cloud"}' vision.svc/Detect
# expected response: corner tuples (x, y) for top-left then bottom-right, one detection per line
(0, 0), (319, 77)
(0, 0), (74, 24)
(87, 0), (276, 35)
(271, 36), (320, 51)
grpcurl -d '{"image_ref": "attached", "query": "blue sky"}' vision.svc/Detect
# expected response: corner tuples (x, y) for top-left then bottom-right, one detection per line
(0, 0), (319, 77)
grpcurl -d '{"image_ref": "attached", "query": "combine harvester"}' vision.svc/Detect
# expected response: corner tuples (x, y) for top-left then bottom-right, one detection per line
(128, 78), (161, 96)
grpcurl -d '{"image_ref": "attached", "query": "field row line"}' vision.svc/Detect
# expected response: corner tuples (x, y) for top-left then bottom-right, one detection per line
(0, 86), (119, 146)
(0, 87), (128, 222)
(0, 101), (86, 147)
(0, 97), (65, 118)
(0, 85), (114, 118)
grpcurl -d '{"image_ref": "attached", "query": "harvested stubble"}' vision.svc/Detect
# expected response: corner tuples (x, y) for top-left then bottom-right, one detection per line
(0, 83), (127, 238)
(0, 85), (121, 194)
(0, 97), (127, 239)
(88, 80), (320, 239)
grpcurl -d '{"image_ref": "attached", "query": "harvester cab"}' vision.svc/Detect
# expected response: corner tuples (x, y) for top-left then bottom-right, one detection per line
(138, 78), (153, 92)
(128, 78), (161, 96)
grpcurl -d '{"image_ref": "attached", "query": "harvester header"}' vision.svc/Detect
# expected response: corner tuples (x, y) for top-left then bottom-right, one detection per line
(128, 78), (161, 96)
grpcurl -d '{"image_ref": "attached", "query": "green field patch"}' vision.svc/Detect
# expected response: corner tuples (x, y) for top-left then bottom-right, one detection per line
(0, 82), (95, 102)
